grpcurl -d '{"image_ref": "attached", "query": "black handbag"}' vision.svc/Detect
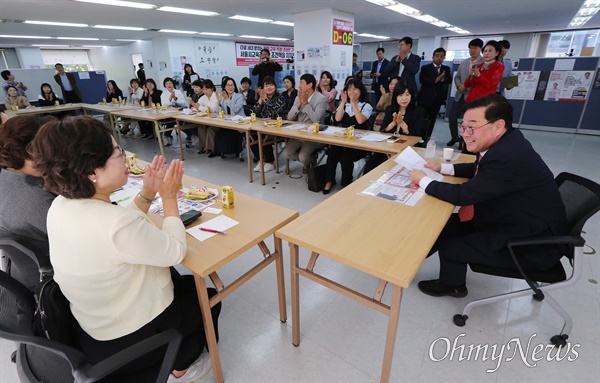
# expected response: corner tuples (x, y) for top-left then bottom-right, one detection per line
(307, 164), (327, 192)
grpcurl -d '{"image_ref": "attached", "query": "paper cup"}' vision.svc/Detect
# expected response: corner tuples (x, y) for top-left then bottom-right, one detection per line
(443, 148), (454, 162)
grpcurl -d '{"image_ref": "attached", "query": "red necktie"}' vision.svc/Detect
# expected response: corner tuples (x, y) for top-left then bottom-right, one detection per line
(458, 162), (479, 222)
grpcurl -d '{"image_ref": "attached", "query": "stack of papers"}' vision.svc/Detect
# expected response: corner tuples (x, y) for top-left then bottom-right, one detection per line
(394, 147), (444, 181)
(186, 215), (239, 241)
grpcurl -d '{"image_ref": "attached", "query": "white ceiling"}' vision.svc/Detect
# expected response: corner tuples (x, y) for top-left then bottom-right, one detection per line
(0, 0), (598, 48)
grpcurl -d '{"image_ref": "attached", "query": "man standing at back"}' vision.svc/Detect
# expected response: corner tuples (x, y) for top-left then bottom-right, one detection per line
(369, 47), (389, 102)
(137, 63), (146, 84)
(446, 38), (483, 147)
(417, 48), (452, 139)
(53, 63), (82, 103)
(284, 74), (328, 173)
(252, 49), (283, 90)
(383, 36), (421, 94)
(409, 94), (567, 297)
(497, 40), (514, 96)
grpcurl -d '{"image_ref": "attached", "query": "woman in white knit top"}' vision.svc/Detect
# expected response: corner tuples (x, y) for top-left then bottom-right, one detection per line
(31, 116), (220, 383)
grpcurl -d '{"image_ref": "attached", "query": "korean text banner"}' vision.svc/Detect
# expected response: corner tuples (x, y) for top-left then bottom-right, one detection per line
(235, 42), (294, 66)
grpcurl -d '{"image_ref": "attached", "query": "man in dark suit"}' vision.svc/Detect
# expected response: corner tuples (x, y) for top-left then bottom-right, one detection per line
(53, 63), (82, 103)
(383, 36), (421, 94)
(417, 47), (452, 139)
(251, 48), (283, 90)
(409, 94), (567, 297)
(369, 47), (389, 102)
(136, 63), (146, 84)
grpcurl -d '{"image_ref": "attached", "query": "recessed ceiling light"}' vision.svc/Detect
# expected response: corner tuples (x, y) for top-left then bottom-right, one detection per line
(24, 20), (88, 27)
(158, 6), (218, 16)
(199, 32), (232, 36)
(229, 15), (272, 23)
(158, 29), (197, 34)
(57, 37), (101, 40)
(272, 21), (294, 27)
(568, 0), (600, 28)
(82, 45), (105, 48)
(239, 35), (266, 39)
(357, 33), (390, 39)
(73, 0), (155, 10)
(115, 39), (140, 42)
(0, 35), (52, 39)
(365, 0), (397, 6)
(265, 37), (290, 41)
(94, 25), (145, 31)
(31, 44), (69, 47)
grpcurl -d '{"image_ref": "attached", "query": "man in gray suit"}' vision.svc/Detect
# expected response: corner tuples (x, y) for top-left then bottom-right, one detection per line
(284, 73), (328, 173)
(446, 38), (483, 147)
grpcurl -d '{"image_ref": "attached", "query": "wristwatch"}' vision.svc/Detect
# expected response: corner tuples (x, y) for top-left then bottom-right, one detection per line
(137, 192), (153, 203)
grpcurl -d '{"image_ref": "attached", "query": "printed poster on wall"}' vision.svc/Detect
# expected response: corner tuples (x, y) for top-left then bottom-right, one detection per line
(332, 18), (354, 45)
(505, 71), (540, 100)
(543, 71), (592, 102)
(235, 42), (293, 66)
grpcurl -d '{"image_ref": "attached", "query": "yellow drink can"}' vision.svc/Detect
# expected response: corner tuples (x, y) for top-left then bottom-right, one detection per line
(250, 112), (256, 122)
(313, 123), (319, 134)
(347, 126), (355, 139)
(276, 117), (282, 128)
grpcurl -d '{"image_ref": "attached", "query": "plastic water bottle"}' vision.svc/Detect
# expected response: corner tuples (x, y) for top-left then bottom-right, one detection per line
(426, 137), (436, 158)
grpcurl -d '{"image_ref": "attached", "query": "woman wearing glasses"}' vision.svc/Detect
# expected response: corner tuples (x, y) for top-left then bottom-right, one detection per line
(30, 116), (220, 382)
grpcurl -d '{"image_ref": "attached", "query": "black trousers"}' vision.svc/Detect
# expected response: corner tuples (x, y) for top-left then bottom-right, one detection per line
(428, 214), (553, 286)
(422, 102), (443, 139)
(325, 146), (368, 186)
(64, 90), (81, 104)
(250, 132), (275, 162)
(447, 97), (466, 141)
(76, 269), (221, 377)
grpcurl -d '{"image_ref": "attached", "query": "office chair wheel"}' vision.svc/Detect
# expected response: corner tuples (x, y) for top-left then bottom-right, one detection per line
(453, 314), (468, 327)
(550, 334), (568, 348)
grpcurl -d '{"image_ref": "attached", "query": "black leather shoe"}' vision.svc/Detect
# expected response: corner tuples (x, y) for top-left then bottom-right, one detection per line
(446, 139), (459, 147)
(322, 181), (336, 195)
(418, 279), (468, 298)
(197, 149), (206, 154)
(208, 152), (217, 158)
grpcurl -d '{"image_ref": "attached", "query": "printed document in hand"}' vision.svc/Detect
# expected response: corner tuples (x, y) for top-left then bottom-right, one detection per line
(394, 146), (444, 182)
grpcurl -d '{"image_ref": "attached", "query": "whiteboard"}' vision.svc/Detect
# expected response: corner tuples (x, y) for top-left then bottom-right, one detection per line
(9, 69), (57, 102)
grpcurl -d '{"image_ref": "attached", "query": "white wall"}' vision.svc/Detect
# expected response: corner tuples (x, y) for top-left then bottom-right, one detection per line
(87, 40), (156, 91)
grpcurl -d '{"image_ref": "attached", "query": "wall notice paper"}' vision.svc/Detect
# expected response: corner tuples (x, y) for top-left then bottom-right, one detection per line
(360, 164), (425, 206)
(395, 146), (444, 181)
(543, 71), (591, 102)
(186, 215), (239, 241)
(505, 71), (540, 100)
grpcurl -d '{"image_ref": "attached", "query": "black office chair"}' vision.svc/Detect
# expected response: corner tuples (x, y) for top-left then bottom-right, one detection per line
(0, 237), (53, 291)
(0, 270), (182, 383)
(453, 172), (600, 347)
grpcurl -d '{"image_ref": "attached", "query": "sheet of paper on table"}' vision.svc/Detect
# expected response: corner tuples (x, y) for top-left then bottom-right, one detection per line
(356, 132), (389, 142)
(360, 164), (425, 206)
(395, 146), (444, 181)
(186, 215), (239, 241)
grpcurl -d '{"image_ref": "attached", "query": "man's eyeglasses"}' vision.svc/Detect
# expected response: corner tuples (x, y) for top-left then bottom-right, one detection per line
(111, 145), (126, 159)
(459, 120), (497, 136)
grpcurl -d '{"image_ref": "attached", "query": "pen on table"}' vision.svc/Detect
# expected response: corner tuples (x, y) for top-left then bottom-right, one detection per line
(200, 227), (228, 235)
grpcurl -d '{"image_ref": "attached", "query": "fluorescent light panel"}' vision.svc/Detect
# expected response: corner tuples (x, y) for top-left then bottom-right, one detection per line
(94, 25), (145, 31)
(115, 39), (140, 42)
(0, 35), (52, 39)
(229, 15), (272, 23)
(272, 21), (294, 26)
(24, 20), (88, 27)
(73, 0), (155, 10)
(358, 33), (390, 39)
(365, 1), (470, 34)
(239, 35), (265, 39)
(569, 0), (600, 27)
(265, 37), (289, 41)
(158, 6), (218, 16)
(57, 37), (100, 40)
(158, 29), (197, 34)
(199, 32), (231, 36)
(31, 44), (69, 47)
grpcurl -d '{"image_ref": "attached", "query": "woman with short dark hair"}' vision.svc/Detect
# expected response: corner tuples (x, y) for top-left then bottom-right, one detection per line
(0, 115), (56, 291)
(38, 83), (63, 107)
(30, 116), (220, 382)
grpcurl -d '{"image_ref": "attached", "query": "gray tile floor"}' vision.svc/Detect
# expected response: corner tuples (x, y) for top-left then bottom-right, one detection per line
(2, 118), (599, 382)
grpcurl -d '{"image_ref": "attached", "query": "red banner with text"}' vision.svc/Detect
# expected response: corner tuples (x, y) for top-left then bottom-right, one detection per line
(235, 42), (294, 66)
(332, 19), (354, 45)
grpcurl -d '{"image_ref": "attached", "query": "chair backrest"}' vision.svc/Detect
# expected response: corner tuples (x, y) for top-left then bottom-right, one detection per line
(556, 172), (600, 236)
(0, 270), (181, 383)
(0, 237), (53, 291)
